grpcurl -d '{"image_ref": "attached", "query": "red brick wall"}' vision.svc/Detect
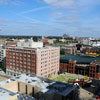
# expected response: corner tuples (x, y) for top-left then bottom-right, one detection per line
(60, 61), (76, 74)
(68, 61), (76, 74)
(89, 64), (97, 78)
(60, 63), (67, 70)
(6, 47), (37, 74)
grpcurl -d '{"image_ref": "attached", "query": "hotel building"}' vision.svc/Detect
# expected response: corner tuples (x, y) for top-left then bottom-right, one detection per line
(6, 39), (60, 77)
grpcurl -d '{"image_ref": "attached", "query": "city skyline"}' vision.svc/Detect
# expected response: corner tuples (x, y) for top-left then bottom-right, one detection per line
(0, 0), (100, 37)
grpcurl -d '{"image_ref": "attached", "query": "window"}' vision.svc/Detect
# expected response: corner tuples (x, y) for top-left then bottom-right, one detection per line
(28, 66), (31, 69)
(24, 69), (26, 72)
(24, 62), (27, 64)
(28, 59), (30, 61)
(24, 65), (27, 68)
(28, 55), (30, 57)
(10, 62), (12, 64)
(24, 58), (27, 60)
(24, 54), (26, 57)
(17, 67), (19, 70)
(17, 64), (19, 66)
(20, 65), (22, 67)
(28, 70), (30, 73)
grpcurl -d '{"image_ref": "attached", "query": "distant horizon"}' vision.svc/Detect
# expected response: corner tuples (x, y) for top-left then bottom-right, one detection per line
(0, 34), (100, 38)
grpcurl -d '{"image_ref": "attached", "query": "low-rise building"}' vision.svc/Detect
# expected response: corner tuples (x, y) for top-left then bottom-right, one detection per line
(83, 47), (100, 55)
(0, 74), (78, 100)
(65, 47), (76, 54)
(60, 54), (100, 79)
(89, 61), (100, 78)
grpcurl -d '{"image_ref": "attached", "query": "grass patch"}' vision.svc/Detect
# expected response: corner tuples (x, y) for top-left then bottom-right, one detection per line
(53, 74), (77, 83)
(60, 55), (65, 58)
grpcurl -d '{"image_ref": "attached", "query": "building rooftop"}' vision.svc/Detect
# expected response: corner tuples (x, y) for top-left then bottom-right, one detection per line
(91, 61), (100, 65)
(0, 87), (16, 100)
(85, 47), (100, 50)
(0, 74), (76, 97)
(60, 54), (100, 64)
(7, 46), (60, 50)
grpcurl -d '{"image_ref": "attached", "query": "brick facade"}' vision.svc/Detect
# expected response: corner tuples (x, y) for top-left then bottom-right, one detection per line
(6, 46), (60, 77)
(60, 60), (76, 74)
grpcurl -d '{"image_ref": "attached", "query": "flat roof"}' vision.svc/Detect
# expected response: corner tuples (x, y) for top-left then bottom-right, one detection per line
(60, 54), (100, 64)
(7, 46), (60, 50)
(0, 74), (76, 96)
(0, 87), (16, 100)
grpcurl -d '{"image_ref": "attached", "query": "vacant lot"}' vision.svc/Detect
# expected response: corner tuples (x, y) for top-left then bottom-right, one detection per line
(79, 87), (95, 100)
(51, 73), (85, 82)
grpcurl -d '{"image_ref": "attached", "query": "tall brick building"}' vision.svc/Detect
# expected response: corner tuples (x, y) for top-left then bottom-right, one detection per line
(6, 39), (60, 77)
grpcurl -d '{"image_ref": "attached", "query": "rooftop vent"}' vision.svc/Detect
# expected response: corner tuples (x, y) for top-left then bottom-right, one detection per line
(28, 81), (31, 83)
(10, 79), (15, 81)
(32, 80), (36, 82)
(9, 93), (14, 96)
(16, 76), (20, 79)
(6, 81), (9, 83)
(30, 74), (35, 77)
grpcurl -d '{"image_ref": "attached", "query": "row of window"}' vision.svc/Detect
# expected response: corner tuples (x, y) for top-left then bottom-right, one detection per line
(7, 49), (36, 53)
(7, 53), (35, 58)
(8, 65), (36, 70)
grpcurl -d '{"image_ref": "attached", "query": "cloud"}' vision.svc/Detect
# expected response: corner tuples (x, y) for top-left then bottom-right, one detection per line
(0, 0), (23, 6)
(0, 0), (8, 5)
(44, 0), (100, 9)
(54, 20), (81, 28)
(20, 6), (50, 14)
(52, 14), (81, 28)
(55, 15), (80, 21)
(15, 6), (51, 25)
(11, 0), (23, 6)
(15, 20), (39, 25)
(78, 0), (100, 6)
(78, 26), (100, 36)
(0, 24), (7, 26)
(44, 0), (77, 8)
(0, 18), (8, 22)
(15, 13), (41, 24)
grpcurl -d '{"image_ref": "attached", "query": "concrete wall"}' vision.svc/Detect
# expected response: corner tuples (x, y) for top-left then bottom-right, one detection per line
(19, 82), (26, 94)
(18, 82), (41, 97)
(27, 85), (33, 96)
(17, 40), (43, 48)
(2, 81), (18, 92)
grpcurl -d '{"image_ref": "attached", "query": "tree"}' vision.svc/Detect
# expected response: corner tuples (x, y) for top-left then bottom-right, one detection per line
(60, 50), (65, 55)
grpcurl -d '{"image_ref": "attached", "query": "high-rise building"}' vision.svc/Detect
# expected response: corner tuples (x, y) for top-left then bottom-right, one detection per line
(6, 39), (60, 77)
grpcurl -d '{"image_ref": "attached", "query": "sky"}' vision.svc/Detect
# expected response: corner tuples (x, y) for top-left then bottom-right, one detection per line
(0, 0), (100, 37)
